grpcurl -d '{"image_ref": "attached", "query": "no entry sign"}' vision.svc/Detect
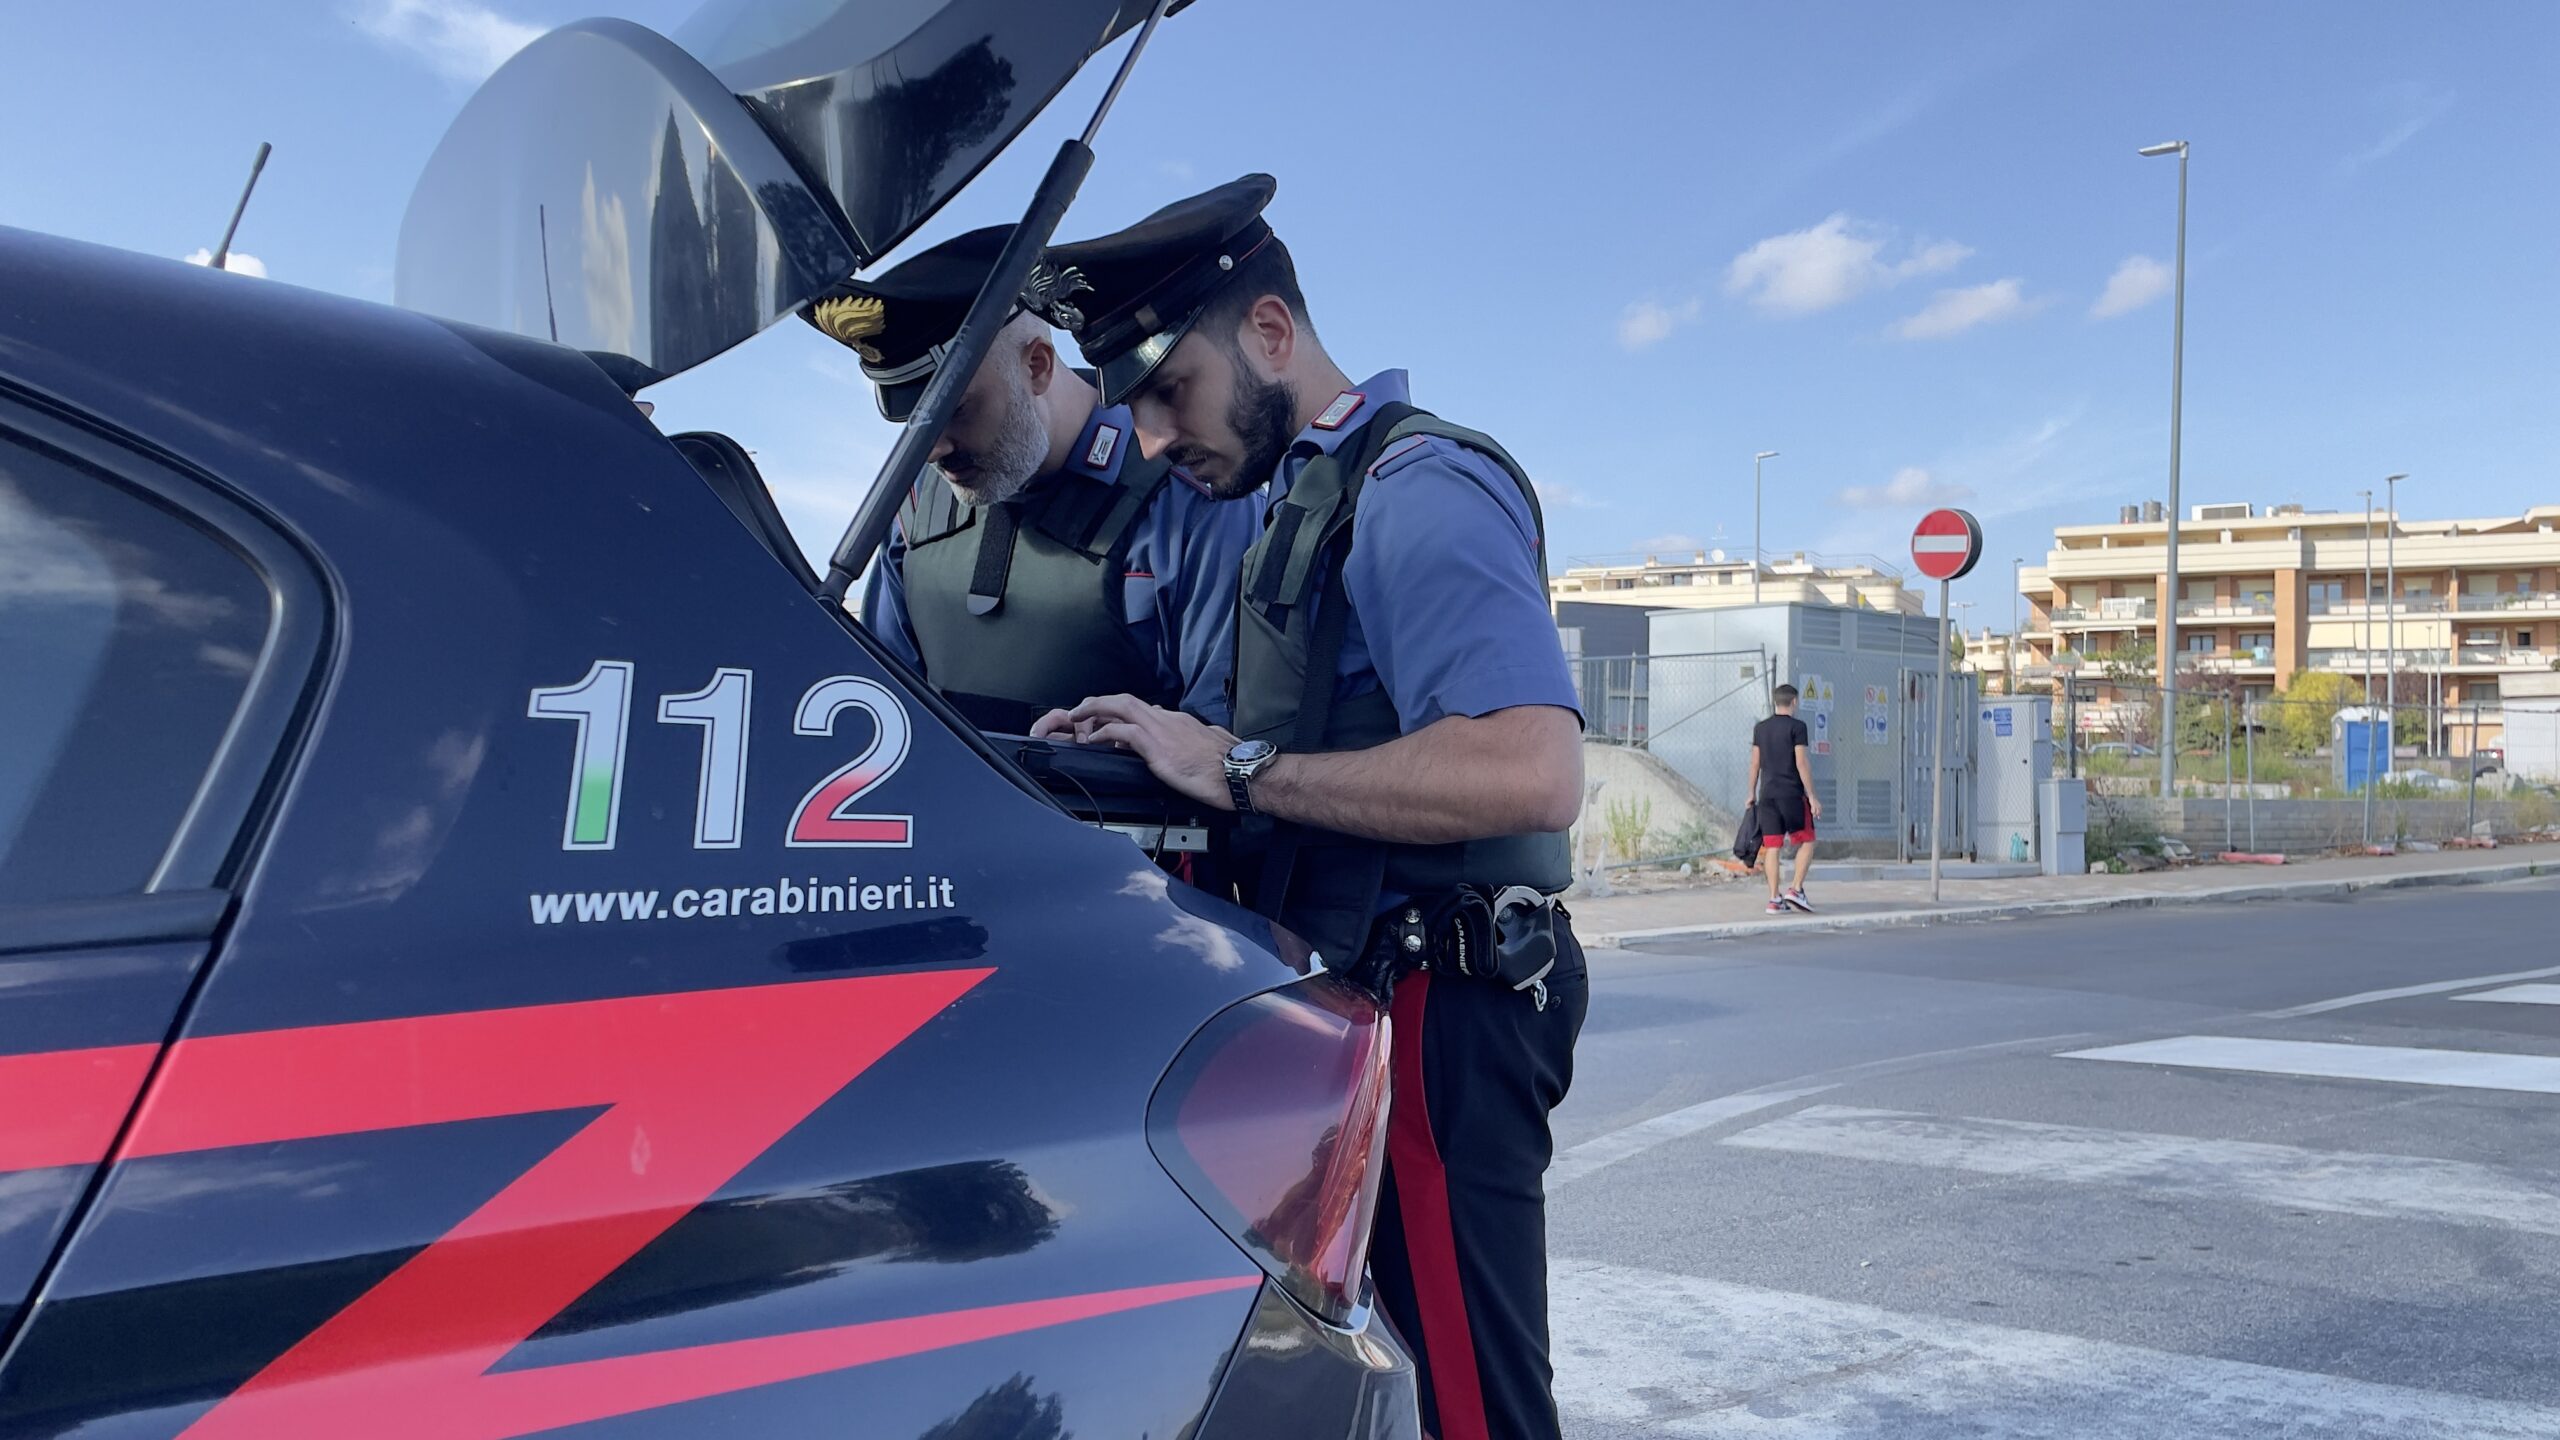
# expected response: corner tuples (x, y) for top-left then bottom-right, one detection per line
(1911, 508), (1984, 581)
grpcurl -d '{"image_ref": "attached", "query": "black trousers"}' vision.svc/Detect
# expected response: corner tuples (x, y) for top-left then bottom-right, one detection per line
(1368, 915), (1588, 1440)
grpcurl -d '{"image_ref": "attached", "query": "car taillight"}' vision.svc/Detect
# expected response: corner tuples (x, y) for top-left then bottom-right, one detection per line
(1148, 975), (1391, 1327)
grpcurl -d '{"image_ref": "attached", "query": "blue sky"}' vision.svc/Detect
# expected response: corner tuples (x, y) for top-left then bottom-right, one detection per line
(3, 0), (2554, 622)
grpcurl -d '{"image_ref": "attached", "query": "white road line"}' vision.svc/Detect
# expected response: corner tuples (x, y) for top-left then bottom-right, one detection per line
(2456, 984), (2560, 1006)
(1549, 1086), (1835, 1188)
(1552, 1257), (2560, 1438)
(1721, 1105), (2560, 1236)
(2261, 963), (2560, 1018)
(2064, 1036), (2560, 1095)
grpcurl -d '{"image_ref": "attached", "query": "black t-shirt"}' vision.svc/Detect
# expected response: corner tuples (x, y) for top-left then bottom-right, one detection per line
(1754, 713), (1810, 794)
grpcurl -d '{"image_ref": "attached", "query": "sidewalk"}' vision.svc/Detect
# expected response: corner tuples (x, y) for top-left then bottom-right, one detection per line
(1575, 841), (2560, 947)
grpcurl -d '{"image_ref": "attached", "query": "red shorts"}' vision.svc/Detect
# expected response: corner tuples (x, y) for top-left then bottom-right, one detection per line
(1756, 793), (1816, 849)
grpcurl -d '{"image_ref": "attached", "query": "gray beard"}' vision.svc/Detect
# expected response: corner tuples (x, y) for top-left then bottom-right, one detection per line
(937, 362), (1050, 506)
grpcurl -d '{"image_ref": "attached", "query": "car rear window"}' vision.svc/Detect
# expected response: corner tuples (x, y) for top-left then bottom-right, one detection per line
(0, 438), (271, 904)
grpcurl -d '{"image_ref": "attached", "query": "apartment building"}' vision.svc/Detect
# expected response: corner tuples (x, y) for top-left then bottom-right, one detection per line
(2015, 500), (2560, 744)
(1549, 549), (1925, 615)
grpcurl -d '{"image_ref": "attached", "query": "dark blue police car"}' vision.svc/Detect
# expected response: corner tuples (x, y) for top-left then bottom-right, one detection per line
(0, 2), (1416, 1435)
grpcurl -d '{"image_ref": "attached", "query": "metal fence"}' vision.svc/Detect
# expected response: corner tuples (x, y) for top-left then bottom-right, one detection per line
(2052, 676), (2560, 852)
(1572, 648), (1772, 796)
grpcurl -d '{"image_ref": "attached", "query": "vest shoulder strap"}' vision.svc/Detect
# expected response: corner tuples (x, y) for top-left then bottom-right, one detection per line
(900, 477), (975, 547)
(1370, 413), (1548, 540)
(1027, 452), (1175, 562)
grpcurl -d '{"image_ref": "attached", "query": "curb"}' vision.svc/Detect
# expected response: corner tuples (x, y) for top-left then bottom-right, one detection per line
(1593, 858), (2560, 947)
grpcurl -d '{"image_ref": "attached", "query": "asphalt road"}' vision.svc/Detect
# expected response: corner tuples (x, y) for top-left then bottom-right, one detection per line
(1547, 875), (2560, 1439)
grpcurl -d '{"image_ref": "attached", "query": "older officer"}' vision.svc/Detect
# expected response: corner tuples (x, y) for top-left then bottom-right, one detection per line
(1036, 177), (1587, 1440)
(804, 224), (1260, 733)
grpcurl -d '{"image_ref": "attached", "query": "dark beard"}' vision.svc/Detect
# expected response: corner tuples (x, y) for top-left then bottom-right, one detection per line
(1171, 361), (1298, 500)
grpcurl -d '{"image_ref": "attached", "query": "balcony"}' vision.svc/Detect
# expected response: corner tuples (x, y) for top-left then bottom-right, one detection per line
(2459, 591), (2560, 614)
(2177, 597), (2276, 619)
(2179, 653), (2277, 674)
(2456, 648), (2553, 669)
(2308, 648), (2453, 671)
(2052, 599), (2155, 627)
(2308, 594), (2453, 616)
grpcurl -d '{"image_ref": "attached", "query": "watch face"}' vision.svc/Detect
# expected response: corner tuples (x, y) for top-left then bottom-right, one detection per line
(1227, 739), (1277, 766)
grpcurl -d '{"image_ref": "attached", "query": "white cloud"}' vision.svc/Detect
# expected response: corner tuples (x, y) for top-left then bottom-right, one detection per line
(1837, 466), (1973, 510)
(1891, 279), (2031, 340)
(1626, 532), (1705, 557)
(2340, 83), (2455, 173)
(1535, 479), (1605, 511)
(2089, 255), (2170, 319)
(1617, 296), (1701, 350)
(354, 0), (541, 83)
(183, 248), (267, 278)
(1723, 214), (1971, 316)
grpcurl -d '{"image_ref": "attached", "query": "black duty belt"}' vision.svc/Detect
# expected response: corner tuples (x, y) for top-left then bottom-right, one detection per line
(1343, 885), (1564, 1009)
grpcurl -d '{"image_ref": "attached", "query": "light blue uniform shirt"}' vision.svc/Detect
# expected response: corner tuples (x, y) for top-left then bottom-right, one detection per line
(866, 402), (1264, 725)
(1268, 370), (1581, 730)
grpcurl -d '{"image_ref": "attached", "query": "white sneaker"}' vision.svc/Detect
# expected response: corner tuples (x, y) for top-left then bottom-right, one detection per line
(1783, 888), (1814, 913)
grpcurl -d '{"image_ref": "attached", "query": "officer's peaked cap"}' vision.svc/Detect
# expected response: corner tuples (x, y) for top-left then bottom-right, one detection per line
(804, 224), (1074, 423)
(1050, 174), (1280, 406)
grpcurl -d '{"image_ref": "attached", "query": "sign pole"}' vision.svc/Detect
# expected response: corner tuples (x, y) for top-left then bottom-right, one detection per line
(1931, 577), (1949, 902)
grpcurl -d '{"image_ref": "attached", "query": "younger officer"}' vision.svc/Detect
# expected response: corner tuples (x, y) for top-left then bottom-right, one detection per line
(1036, 177), (1587, 1440)
(804, 225), (1260, 732)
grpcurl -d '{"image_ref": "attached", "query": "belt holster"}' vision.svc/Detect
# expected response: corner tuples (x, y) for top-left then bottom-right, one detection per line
(1347, 885), (1560, 1006)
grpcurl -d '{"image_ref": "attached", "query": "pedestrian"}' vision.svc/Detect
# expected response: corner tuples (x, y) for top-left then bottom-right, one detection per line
(1746, 683), (1822, 913)
(1033, 175), (1588, 1440)
(803, 225), (1262, 734)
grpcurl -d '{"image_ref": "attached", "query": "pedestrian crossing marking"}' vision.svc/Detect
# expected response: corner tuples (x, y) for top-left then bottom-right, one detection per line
(2454, 983), (2560, 1006)
(2063, 1036), (2560, 1095)
(1549, 1085), (1835, 1187)
(1552, 1257), (2560, 1438)
(1722, 1105), (2560, 1235)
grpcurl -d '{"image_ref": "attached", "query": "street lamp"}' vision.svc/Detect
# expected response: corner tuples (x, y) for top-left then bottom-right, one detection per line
(1753, 451), (1779, 605)
(2010, 557), (2025, 695)
(2361, 488), (2375, 844)
(2141, 138), (2188, 799)
(2385, 473), (2407, 747)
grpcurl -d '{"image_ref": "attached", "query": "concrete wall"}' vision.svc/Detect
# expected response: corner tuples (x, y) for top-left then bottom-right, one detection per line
(1573, 741), (1738, 869)
(2089, 795), (2544, 856)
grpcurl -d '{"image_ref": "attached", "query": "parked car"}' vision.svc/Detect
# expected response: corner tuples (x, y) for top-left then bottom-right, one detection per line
(0, 4), (1416, 1437)
(2085, 741), (2158, 759)
(2470, 748), (2506, 776)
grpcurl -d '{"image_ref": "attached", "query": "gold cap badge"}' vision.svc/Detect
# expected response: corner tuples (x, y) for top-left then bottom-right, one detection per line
(811, 295), (887, 363)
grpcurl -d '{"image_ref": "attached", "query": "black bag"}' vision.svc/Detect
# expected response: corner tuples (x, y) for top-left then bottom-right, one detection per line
(1732, 804), (1762, 863)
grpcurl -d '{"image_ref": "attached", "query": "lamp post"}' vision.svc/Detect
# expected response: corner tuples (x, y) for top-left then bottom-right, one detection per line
(2385, 472), (2407, 754)
(2361, 488), (2375, 844)
(2140, 139), (2188, 800)
(1753, 451), (1779, 605)
(2010, 557), (2025, 695)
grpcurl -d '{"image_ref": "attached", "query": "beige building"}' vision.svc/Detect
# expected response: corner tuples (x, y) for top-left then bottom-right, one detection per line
(2016, 500), (2560, 744)
(1550, 549), (1925, 614)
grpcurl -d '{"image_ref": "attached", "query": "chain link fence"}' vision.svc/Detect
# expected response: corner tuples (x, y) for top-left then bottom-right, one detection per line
(1572, 650), (1772, 868)
(2052, 675), (2560, 854)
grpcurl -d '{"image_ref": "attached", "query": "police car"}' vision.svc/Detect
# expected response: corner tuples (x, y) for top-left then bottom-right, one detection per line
(0, 3), (1415, 1435)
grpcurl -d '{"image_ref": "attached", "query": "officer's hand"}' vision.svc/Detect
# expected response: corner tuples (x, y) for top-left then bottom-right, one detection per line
(1054, 693), (1238, 811)
(1028, 706), (1078, 740)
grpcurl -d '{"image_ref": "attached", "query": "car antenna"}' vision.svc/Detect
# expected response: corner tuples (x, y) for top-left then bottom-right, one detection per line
(819, 0), (1179, 604)
(208, 141), (272, 273)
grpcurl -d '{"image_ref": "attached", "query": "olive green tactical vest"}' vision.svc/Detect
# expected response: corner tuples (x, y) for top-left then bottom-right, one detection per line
(1230, 401), (1573, 962)
(898, 455), (1174, 733)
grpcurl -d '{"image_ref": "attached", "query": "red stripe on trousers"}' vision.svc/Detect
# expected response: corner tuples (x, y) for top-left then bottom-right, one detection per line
(1387, 971), (1491, 1440)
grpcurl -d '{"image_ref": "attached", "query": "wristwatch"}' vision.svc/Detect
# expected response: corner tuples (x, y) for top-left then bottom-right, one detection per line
(1223, 739), (1280, 814)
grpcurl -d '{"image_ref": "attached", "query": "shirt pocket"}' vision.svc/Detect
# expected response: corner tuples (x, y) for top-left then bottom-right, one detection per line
(1120, 572), (1163, 625)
